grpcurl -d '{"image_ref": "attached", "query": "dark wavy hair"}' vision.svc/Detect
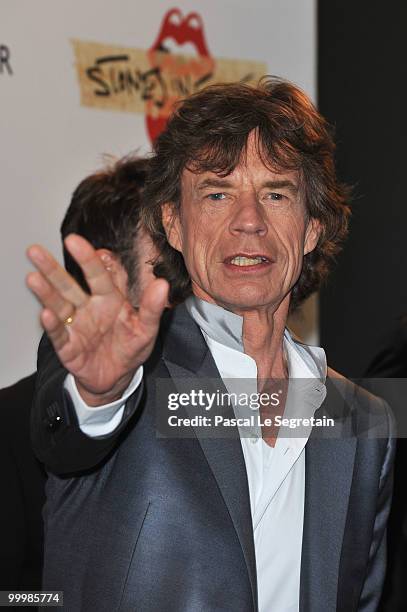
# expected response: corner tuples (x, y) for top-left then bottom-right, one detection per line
(143, 76), (351, 310)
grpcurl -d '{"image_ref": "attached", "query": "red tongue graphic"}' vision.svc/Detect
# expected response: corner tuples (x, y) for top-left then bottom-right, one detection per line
(146, 8), (214, 142)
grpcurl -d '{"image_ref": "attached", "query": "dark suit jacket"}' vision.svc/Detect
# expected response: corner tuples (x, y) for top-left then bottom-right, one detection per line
(0, 373), (46, 592)
(32, 305), (395, 612)
(364, 320), (407, 612)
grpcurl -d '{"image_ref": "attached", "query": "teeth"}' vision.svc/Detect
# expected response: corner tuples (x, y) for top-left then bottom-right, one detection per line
(230, 256), (266, 266)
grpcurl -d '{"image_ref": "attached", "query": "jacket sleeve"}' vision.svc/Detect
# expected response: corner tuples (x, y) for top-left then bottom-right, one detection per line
(31, 334), (144, 475)
(358, 402), (396, 611)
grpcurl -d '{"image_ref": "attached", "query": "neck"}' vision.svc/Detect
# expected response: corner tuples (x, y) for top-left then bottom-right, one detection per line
(191, 289), (291, 379)
(240, 299), (289, 380)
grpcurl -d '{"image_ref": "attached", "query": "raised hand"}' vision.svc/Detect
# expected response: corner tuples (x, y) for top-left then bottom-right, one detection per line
(26, 234), (169, 406)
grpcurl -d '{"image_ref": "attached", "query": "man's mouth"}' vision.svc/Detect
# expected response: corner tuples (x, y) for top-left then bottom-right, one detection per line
(229, 256), (268, 266)
(224, 254), (272, 269)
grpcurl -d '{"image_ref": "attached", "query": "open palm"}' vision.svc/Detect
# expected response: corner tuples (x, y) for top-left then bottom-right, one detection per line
(27, 234), (169, 405)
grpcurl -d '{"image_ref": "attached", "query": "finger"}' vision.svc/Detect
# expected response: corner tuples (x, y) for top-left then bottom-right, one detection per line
(40, 308), (70, 353)
(64, 234), (116, 296)
(27, 244), (88, 307)
(26, 271), (76, 322)
(136, 278), (169, 335)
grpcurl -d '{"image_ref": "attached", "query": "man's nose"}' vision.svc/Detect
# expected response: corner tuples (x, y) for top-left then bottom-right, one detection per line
(229, 196), (267, 236)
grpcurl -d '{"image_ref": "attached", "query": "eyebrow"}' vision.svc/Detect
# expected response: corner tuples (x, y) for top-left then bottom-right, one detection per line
(196, 178), (299, 194)
(261, 180), (299, 194)
(196, 178), (235, 191)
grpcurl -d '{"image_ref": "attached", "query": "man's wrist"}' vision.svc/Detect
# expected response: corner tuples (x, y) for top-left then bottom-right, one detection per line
(75, 372), (136, 407)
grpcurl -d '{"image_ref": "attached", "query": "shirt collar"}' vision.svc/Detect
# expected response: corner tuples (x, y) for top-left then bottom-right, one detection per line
(185, 295), (243, 352)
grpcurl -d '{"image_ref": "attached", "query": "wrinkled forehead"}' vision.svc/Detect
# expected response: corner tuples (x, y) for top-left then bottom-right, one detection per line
(180, 165), (302, 197)
(179, 129), (303, 194)
(181, 155), (303, 201)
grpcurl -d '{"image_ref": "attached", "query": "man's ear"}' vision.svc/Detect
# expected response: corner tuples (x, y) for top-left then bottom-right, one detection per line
(96, 248), (128, 295)
(161, 203), (182, 253)
(303, 217), (322, 255)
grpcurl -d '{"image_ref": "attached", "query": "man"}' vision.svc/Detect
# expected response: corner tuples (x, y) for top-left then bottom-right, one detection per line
(0, 154), (159, 594)
(27, 78), (394, 612)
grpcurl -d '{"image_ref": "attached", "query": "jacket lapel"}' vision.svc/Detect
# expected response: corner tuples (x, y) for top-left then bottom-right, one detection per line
(161, 305), (258, 611)
(300, 378), (357, 612)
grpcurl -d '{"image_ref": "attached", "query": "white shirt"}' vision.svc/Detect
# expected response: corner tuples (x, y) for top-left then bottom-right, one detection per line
(64, 298), (327, 612)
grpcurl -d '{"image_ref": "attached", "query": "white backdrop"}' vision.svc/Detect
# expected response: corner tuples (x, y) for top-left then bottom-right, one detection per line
(0, 0), (316, 387)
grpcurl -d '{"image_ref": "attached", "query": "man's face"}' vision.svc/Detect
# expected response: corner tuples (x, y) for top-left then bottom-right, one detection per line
(163, 132), (320, 313)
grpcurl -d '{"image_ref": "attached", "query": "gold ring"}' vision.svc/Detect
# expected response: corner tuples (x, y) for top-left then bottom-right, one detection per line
(64, 313), (75, 326)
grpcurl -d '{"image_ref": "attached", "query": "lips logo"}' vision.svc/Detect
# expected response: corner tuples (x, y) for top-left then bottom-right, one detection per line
(146, 8), (215, 141)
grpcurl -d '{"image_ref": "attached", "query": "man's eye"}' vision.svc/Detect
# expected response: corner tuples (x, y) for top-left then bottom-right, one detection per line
(207, 193), (226, 201)
(267, 192), (284, 201)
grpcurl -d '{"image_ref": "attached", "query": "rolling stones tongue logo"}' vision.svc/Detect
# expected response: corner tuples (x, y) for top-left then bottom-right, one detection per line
(146, 8), (215, 141)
